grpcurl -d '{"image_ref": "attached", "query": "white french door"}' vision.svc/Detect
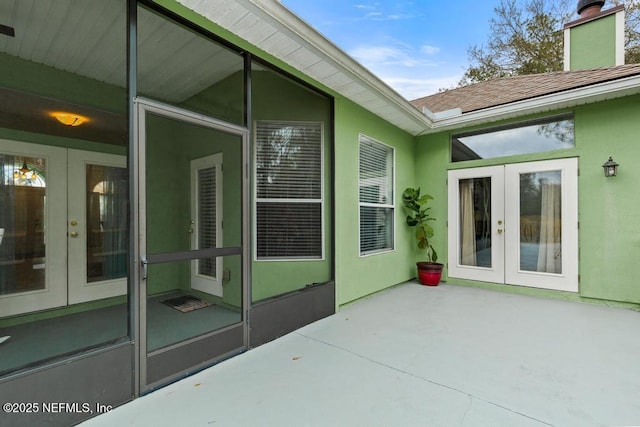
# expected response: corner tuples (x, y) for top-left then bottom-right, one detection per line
(0, 141), (67, 316)
(67, 149), (127, 304)
(0, 140), (127, 316)
(448, 158), (578, 292)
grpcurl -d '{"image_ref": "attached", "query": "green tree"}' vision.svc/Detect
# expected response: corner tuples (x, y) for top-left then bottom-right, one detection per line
(459, 0), (640, 86)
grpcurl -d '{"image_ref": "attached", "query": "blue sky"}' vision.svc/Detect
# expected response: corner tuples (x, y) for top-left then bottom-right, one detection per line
(281, 0), (503, 100)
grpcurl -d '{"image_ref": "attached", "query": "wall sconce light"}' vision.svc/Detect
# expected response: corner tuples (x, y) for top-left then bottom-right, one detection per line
(51, 112), (88, 127)
(602, 156), (619, 177)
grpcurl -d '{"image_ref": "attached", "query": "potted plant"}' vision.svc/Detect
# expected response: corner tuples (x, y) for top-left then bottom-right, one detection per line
(402, 187), (443, 286)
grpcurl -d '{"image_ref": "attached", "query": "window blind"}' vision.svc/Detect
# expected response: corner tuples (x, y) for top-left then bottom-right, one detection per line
(255, 121), (323, 259)
(359, 135), (394, 255)
(198, 165), (217, 276)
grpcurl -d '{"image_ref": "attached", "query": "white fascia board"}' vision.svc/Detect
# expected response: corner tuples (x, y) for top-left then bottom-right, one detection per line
(418, 75), (640, 135)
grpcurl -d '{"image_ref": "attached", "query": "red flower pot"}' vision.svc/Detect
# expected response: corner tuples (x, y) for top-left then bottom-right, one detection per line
(416, 262), (443, 286)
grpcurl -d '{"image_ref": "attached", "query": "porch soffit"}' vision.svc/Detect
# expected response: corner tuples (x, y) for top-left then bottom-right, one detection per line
(176, 0), (432, 135)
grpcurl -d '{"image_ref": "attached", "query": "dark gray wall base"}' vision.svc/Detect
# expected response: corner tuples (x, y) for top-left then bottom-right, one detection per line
(146, 324), (244, 388)
(0, 343), (133, 427)
(249, 281), (335, 348)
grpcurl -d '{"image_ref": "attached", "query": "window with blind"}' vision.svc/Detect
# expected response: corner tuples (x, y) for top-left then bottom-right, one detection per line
(255, 121), (323, 260)
(359, 135), (394, 256)
(198, 164), (219, 277)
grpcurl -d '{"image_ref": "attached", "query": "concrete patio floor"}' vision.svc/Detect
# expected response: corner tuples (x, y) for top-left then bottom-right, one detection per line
(81, 282), (640, 427)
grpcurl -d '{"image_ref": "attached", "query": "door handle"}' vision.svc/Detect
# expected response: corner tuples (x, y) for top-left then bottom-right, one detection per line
(141, 257), (148, 280)
(69, 231), (79, 238)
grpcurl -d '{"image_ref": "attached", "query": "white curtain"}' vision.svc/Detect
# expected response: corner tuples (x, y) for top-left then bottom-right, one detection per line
(460, 180), (476, 266)
(537, 180), (561, 273)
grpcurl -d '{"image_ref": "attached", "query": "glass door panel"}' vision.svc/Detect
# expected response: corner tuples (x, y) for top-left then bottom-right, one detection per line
(137, 100), (247, 390)
(448, 166), (504, 283)
(458, 177), (493, 268)
(0, 141), (67, 317)
(518, 170), (562, 273)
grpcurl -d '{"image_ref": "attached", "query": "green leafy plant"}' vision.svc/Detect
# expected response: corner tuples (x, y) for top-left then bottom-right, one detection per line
(402, 187), (438, 263)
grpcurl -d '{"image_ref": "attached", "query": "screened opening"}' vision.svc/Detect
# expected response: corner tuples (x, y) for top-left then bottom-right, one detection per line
(0, 0), (129, 377)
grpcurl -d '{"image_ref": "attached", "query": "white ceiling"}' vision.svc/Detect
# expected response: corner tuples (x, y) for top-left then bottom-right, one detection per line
(0, 0), (243, 104)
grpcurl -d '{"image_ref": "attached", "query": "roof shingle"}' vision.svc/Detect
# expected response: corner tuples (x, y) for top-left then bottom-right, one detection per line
(411, 64), (640, 114)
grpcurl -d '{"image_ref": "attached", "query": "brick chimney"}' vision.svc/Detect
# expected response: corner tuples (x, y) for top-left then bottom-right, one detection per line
(577, 0), (605, 18)
(563, 1), (625, 71)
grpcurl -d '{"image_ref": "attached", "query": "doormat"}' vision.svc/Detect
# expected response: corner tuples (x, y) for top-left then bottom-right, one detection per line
(162, 295), (213, 313)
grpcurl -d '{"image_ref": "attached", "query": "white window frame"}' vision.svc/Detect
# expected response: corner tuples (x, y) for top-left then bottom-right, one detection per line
(358, 134), (395, 257)
(253, 120), (324, 261)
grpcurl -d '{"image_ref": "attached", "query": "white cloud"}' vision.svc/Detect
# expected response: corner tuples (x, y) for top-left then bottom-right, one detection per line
(350, 42), (439, 68)
(355, 3), (376, 11)
(383, 75), (462, 100)
(421, 44), (440, 55)
(350, 45), (425, 67)
(348, 41), (461, 99)
(352, 2), (415, 21)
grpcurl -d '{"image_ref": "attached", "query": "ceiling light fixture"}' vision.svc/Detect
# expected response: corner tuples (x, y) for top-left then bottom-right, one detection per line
(13, 160), (37, 182)
(51, 112), (89, 127)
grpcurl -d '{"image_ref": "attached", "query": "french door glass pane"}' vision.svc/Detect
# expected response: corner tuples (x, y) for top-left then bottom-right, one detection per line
(0, 155), (46, 296)
(519, 171), (562, 273)
(86, 164), (128, 283)
(459, 177), (492, 267)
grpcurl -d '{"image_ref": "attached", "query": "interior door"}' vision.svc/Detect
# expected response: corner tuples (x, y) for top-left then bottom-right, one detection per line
(0, 140), (67, 317)
(136, 98), (247, 391)
(448, 159), (578, 292)
(0, 140), (127, 316)
(67, 149), (128, 304)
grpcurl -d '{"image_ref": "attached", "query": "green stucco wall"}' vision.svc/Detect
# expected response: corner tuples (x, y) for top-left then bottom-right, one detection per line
(576, 96), (640, 303)
(415, 96), (640, 305)
(569, 14), (617, 70)
(334, 98), (417, 307)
